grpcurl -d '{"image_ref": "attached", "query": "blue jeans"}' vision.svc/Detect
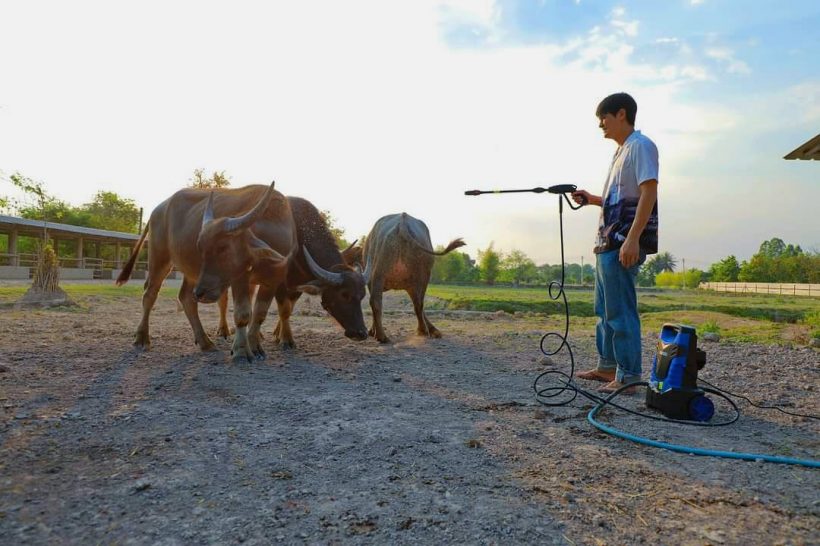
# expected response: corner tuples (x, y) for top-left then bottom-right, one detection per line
(594, 249), (646, 383)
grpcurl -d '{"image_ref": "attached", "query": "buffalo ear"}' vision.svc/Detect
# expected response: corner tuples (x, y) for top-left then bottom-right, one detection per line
(341, 245), (363, 267)
(297, 281), (325, 296)
(249, 232), (287, 268)
(251, 247), (281, 268)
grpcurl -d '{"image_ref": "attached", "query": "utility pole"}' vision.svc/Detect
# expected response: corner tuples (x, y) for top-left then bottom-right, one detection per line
(580, 256), (584, 285)
(682, 258), (686, 289)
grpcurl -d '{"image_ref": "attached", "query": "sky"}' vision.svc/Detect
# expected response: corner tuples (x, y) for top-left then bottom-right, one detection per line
(1, 0), (818, 271)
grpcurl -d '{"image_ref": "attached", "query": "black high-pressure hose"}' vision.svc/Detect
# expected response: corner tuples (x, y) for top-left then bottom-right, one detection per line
(465, 185), (820, 467)
(522, 188), (740, 425)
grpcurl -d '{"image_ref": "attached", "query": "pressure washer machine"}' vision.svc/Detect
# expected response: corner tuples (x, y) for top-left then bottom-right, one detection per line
(647, 323), (714, 422)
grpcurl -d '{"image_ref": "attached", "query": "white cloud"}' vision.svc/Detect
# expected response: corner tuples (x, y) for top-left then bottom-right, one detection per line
(705, 46), (751, 75)
(610, 6), (638, 37)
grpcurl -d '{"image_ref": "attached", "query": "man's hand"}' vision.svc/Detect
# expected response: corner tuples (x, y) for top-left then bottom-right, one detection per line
(571, 190), (601, 207)
(619, 237), (641, 268)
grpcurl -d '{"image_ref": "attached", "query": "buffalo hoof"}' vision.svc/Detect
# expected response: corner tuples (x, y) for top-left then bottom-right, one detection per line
(216, 325), (232, 339)
(280, 341), (295, 351)
(133, 332), (151, 351)
(419, 328), (442, 339)
(377, 336), (390, 344)
(198, 338), (218, 352)
(231, 348), (254, 364)
(252, 346), (267, 360)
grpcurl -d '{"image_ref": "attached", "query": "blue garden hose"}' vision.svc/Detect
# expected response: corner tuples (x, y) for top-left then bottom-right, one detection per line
(587, 385), (820, 468)
(475, 184), (820, 469)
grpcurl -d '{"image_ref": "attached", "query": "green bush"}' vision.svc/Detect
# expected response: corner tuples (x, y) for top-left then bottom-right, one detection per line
(803, 310), (820, 339)
(699, 320), (721, 334)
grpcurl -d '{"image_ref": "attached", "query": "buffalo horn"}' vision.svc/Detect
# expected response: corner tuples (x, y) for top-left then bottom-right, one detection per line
(224, 180), (276, 233)
(201, 191), (216, 228)
(343, 239), (358, 252)
(302, 246), (343, 286)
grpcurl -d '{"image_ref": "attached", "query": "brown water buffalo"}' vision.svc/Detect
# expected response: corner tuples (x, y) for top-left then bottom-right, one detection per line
(251, 197), (370, 349)
(362, 212), (465, 342)
(201, 196), (371, 352)
(116, 182), (295, 361)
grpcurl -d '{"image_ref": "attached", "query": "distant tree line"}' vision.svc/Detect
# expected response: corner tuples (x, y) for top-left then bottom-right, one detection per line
(638, 238), (819, 288)
(705, 238), (819, 284)
(429, 237), (818, 288)
(1, 170), (353, 260)
(2, 172), (141, 234)
(1, 172), (143, 260)
(430, 242), (594, 286)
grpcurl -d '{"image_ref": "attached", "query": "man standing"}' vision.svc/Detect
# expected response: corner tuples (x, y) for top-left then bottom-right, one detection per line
(572, 92), (659, 394)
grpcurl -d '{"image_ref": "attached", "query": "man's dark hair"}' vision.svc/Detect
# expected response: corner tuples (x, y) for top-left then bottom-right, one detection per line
(596, 92), (637, 125)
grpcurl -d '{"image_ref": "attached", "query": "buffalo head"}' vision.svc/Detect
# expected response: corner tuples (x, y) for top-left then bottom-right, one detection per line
(297, 246), (370, 340)
(193, 182), (288, 303)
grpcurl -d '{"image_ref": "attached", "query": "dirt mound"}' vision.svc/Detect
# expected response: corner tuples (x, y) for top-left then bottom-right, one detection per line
(15, 286), (77, 308)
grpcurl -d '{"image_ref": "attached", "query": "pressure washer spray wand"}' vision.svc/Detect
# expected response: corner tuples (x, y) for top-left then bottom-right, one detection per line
(464, 182), (587, 406)
(464, 184), (588, 210)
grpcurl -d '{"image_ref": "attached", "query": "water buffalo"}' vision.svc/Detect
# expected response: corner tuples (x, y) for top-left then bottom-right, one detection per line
(252, 197), (371, 349)
(362, 212), (465, 342)
(195, 196), (371, 352)
(116, 182), (295, 361)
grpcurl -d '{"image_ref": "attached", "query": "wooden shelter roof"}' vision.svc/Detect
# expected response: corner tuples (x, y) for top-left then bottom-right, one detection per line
(0, 214), (140, 243)
(784, 133), (820, 160)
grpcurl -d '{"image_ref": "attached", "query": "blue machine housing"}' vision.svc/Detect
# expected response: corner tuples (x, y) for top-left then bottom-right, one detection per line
(646, 324), (714, 421)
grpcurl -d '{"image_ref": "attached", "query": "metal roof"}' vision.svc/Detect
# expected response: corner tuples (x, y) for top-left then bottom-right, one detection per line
(0, 214), (140, 241)
(784, 133), (820, 160)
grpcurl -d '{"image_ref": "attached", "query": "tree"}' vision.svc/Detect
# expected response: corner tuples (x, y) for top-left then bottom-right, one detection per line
(7, 172), (74, 306)
(535, 263), (564, 285)
(431, 250), (476, 283)
(647, 251), (677, 273)
(477, 243), (501, 285)
(708, 255), (740, 282)
(10, 173), (50, 239)
(189, 168), (231, 189)
(319, 210), (349, 249)
(84, 191), (141, 233)
(500, 249), (537, 286)
(636, 263), (656, 287)
(636, 251), (677, 286)
(738, 239), (809, 282)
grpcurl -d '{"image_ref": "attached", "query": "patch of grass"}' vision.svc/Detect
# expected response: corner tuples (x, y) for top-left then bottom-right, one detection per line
(699, 320), (721, 334)
(428, 285), (820, 322)
(0, 283), (176, 303)
(428, 284), (820, 345)
(802, 310), (820, 340)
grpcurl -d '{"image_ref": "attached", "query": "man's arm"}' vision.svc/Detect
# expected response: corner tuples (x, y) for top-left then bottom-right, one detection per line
(619, 180), (658, 268)
(571, 190), (603, 207)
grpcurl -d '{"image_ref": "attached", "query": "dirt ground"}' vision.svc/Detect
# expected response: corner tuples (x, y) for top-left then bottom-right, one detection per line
(0, 288), (818, 545)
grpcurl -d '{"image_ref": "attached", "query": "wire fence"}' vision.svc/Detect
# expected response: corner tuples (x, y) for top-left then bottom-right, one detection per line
(699, 282), (820, 297)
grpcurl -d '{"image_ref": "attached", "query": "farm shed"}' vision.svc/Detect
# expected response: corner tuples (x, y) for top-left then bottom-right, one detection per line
(0, 214), (143, 280)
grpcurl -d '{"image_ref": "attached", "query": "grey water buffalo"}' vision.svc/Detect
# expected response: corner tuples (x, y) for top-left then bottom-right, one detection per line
(362, 212), (465, 342)
(116, 182), (295, 361)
